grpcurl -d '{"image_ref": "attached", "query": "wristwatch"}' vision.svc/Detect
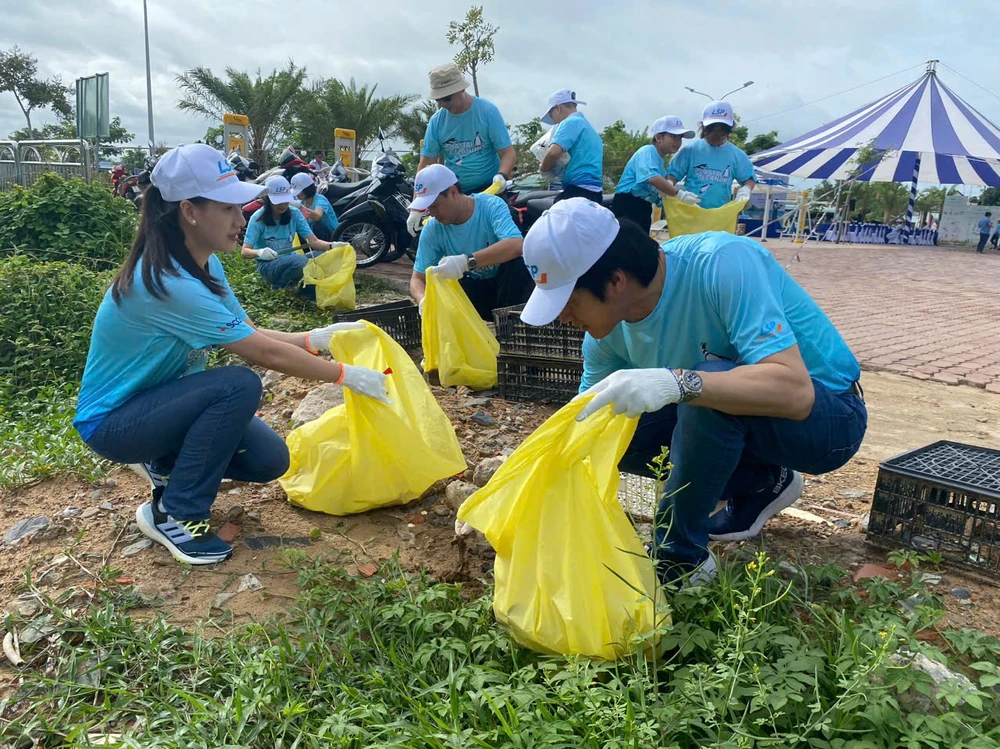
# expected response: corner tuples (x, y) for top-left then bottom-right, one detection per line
(676, 369), (703, 403)
(466, 254), (478, 271)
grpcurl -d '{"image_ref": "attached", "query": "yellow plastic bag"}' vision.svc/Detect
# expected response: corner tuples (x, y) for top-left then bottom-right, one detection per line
(280, 323), (466, 515)
(421, 271), (499, 390)
(300, 243), (357, 310)
(664, 198), (748, 238)
(457, 397), (664, 659)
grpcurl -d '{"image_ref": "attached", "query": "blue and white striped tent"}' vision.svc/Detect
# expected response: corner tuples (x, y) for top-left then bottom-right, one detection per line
(752, 62), (1000, 187)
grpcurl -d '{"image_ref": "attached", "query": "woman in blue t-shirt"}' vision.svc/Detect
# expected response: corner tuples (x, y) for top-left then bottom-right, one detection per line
(290, 172), (339, 241)
(241, 175), (335, 298)
(74, 144), (389, 566)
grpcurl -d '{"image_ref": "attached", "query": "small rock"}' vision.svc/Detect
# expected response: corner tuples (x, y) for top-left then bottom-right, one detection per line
(261, 370), (282, 391)
(227, 488), (242, 496)
(217, 523), (242, 543)
(81, 508), (101, 520)
(225, 506), (245, 523)
(463, 397), (492, 408)
(236, 574), (262, 593)
(951, 587), (971, 600)
(3, 516), (50, 545)
(16, 595), (41, 617)
(839, 489), (867, 499)
(958, 599), (976, 608)
(90, 489), (107, 501)
(213, 592), (237, 610)
(19, 624), (57, 645)
(444, 480), (477, 511)
(470, 410), (496, 427)
(473, 456), (506, 487)
(99, 502), (114, 511)
(920, 573), (942, 586)
(357, 563), (378, 578)
(396, 525), (416, 545)
(834, 519), (851, 530)
(777, 561), (804, 580)
(104, 478), (116, 489)
(291, 384), (346, 425)
(409, 514), (426, 525)
(246, 511), (261, 522)
(890, 650), (976, 708)
(128, 523), (141, 535)
(431, 504), (452, 517)
(120, 539), (153, 557)
(59, 507), (83, 519)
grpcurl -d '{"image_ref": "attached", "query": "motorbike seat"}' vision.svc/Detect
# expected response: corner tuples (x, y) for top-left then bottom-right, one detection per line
(526, 197), (556, 216)
(514, 189), (560, 208)
(324, 178), (372, 200)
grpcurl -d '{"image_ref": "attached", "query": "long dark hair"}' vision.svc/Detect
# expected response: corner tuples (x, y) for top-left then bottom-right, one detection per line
(299, 184), (317, 200)
(260, 196), (292, 227)
(111, 186), (225, 304)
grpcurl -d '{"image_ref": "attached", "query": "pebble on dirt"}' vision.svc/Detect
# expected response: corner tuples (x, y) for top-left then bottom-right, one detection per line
(470, 410), (497, 427)
(444, 480), (477, 510)
(120, 539), (153, 557)
(291, 383), (345, 426)
(3, 516), (50, 545)
(473, 456), (506, 487)
(951, 587), (971, 600)
(90, 489), (107, 501)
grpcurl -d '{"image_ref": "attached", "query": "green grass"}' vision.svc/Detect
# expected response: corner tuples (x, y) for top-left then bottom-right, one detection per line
(2, 551), (998, 748)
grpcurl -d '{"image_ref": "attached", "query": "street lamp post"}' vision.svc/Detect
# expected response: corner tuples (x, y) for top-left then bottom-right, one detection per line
(685, 81), (755, 101)
(143, 0), (155, 157)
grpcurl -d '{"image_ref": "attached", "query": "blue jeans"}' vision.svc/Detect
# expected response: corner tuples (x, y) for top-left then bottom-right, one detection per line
(256, 252), (321, 300)
(618, 361), (868, 569)
(85, 366), (289, 521)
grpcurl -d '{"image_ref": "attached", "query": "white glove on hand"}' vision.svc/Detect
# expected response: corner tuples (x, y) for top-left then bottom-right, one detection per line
(433, 254), (470, 281)
(677, 190), (701, 205)
(557, 151), (571, 167)
(257, 248), (278, 261)
(575, 368), (683, 421)
(406, 210), (426, 238)
(340, 364), (390, 403)
(735, 186), (752, 203)
(491, 173), (507, 191)
(455, 519), (474, 537)
(305, 321), (365, 353)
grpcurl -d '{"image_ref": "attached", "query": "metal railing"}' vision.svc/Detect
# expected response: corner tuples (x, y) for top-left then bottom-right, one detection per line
(0, 139), (94, 190)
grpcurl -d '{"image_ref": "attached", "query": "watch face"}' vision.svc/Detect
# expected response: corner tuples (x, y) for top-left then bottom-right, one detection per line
(682, 370), (703, 393)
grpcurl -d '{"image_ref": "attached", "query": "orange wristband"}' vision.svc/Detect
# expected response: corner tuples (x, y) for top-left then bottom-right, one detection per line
(334, 363), (346, 385)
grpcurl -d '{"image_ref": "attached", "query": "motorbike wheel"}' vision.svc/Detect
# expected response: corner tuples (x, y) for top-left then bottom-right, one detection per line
(332, 218), (389, 268)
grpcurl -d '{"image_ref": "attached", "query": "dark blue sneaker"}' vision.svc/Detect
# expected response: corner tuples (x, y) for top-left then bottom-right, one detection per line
(707, 468), (803, 542)
(135, 500), (233, 565)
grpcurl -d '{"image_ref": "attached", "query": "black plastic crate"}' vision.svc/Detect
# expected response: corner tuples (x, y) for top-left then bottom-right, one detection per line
(334, 300), (421, 351)
(498, 354), (583, 405)
(866, 441), (1000, 577)
(493, 304), (584, 361)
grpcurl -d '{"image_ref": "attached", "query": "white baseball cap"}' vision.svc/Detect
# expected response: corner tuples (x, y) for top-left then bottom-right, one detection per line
(652, 115), (695, 139)
(542, 88), (587, 126)
(702, 100), (735, 128)
(265, 175), (297, 205)
(410, 164), (458, 211)
(150, 144), (266, 204)
(520, 198), (620, 326)
(289, 172), (314, 193)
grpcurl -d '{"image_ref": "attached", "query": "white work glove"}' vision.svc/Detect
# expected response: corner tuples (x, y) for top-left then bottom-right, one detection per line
(491, 173), (507, 191)
(455, 519), (474, 537)
(677, 190), (701, 205)
(406, 210), (426, 238)
(340, 364), (390, 403)
(432, 254), (470, 281)
(256, 248), (278, 261)
(575, 368), (682, 421)
(305, 321), (365, 353)
(735, 186), (752, 203)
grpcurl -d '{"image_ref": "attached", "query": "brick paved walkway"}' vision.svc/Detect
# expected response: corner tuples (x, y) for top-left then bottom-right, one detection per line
(769, 240), (1000, 392)
(363, 240), (1000, 392)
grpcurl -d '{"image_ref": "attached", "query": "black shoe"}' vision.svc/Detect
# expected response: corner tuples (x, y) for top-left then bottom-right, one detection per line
(135, 500), (233, 566)
(707, 468), (803, 542)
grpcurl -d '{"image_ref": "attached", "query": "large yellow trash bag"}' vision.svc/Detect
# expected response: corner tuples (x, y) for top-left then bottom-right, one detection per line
(280, 323), (466, 515)
(300, 243), (357, 310)
(664, 197), (748, 238)
(456, 397), (664, 659)
(421, 271), (499, 390)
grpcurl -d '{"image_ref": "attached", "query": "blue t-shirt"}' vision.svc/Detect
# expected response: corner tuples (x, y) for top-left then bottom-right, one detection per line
(414, 193), (521, 280)
(616, 144), (667, 204)
(666, 139), (755, 209)
(551, 112), (603, 191)
(244, 207), (314, 253)
(303, 193), (338, 236)
(978, 217), (992, 234)
(580, 232), (860, 395)
(421, 97), (512, 190)
(74, 254), (254, 439)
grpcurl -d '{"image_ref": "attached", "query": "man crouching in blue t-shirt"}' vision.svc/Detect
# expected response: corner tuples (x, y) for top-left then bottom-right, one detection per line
(518, 199), (868, 585)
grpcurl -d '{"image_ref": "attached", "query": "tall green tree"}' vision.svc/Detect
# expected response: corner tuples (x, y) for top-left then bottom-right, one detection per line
(742, 130), (780, 156)
(0, 46), (71, 137)
(601, 120), (650, 190)
(511, 118), (544, 176)
(396, 99), (438, 152)
(870, 182), (910, 222)
(175, 62), (307, 166)
(446, 5), (497, 96)
(978, 186), (1000, 206)
(290, 78), (416, 160)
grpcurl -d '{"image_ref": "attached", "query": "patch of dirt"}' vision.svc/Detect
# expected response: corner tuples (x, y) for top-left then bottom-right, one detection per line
(1, 368), (997, 641)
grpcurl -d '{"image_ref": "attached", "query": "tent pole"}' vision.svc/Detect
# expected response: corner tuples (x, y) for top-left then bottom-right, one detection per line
(903, 154), (921, 244)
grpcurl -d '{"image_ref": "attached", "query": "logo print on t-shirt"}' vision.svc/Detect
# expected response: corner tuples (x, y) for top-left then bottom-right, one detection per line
(693, 163), (732, 185)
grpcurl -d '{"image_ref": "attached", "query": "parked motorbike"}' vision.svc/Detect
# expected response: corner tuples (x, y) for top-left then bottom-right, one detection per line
(110, 164), (128, 196)
(118, 156), (157, 210)
(227, 149), (259, 182)
(330, 131), (415, 268)
(506, 184), (614, 235)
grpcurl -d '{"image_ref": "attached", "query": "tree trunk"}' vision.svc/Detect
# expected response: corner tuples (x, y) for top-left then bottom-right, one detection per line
(470, 65), (479, 97)
(24, 111), (32, 140)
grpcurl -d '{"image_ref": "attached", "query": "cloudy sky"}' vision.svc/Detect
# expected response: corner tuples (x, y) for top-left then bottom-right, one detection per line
(3, 0), (999, 164)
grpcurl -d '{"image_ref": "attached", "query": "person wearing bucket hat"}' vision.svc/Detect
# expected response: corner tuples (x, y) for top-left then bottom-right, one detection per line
(240, 174), (338, 298)
(407, 164), (531, 320)
(290, 172), (339, 241)
(538, 88), (604, 204)
(519, 198), (866, 585)
(665, 100), (756, 209)
(611, 115), (699, 233)
(409, 63), (516, 238)
(74, 144), (390, 567)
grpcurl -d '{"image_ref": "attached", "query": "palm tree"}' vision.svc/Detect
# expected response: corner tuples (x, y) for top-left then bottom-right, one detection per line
(396, 99), (438, 152)
(291, 79), (417, 161)
(176, 62), (307, 166)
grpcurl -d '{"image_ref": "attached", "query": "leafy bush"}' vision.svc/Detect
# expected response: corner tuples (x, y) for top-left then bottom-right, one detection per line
(0, 173), (137, 267)
(0, 254), (110, 393)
